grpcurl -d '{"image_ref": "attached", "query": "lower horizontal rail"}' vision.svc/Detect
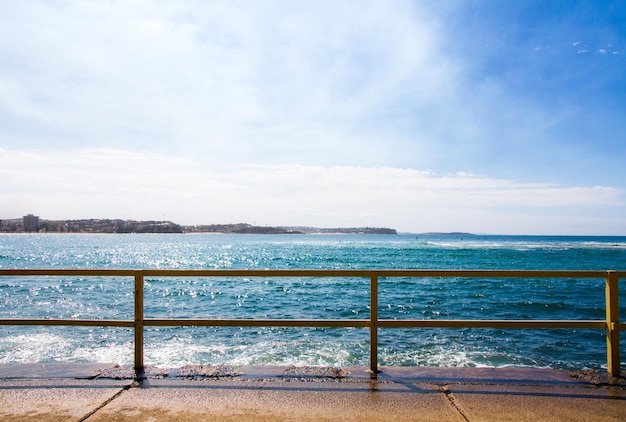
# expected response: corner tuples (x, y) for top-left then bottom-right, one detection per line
(0, 318), (607, 330)
(0, 319), (134, 327)
(144, 319), (371, 328)
(378, 319), (607, 329)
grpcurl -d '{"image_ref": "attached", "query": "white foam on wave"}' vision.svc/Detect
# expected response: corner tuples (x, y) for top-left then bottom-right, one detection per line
(431, 239), (626, 251)
(143, 337), (369, 368)
(378, 342), (544, 368)
(68, 342), (134, 365)
(0, 333), (70, 363)
(0, 332), (133, 365)
(0, 331), (557, 369)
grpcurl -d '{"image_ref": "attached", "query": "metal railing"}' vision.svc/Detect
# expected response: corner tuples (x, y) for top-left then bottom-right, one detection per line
(0, 269), (623, 378)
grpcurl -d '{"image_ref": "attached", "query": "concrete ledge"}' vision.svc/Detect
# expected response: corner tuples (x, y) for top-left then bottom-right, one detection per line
(2, 363), (625, 388)
(1, 365), (625, 421)
(0, 363), (116, 379)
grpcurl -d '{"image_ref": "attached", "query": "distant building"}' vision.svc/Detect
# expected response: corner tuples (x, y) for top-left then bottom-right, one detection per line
(23, 214), (39, 232)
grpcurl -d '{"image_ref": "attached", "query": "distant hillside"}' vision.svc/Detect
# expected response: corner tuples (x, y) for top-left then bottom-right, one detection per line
(183, 224), (397, 235)
(1, 216), (397, 235)
(183, 223), (301, 234)
(0, 218), (183, 233)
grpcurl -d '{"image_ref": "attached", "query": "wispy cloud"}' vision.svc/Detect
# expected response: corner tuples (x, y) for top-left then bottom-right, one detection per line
(0, 1), (457, 167)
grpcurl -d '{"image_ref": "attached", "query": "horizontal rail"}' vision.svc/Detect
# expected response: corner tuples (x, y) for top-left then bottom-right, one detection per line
(0, 318), (607, 330)
(144, 319), (371, 328)
(0, 319), (134, 327)
(0, 269), (136, 276)
(2, 269), (624, 278)
(142, 319), (606, 329)
(378, 320), (607, 329)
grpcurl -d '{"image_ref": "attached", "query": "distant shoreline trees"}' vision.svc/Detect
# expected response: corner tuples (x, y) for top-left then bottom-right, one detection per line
(0, 218), (397, 235)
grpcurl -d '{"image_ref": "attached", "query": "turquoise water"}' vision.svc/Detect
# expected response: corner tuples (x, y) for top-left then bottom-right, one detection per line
(1, 233), (625, 370)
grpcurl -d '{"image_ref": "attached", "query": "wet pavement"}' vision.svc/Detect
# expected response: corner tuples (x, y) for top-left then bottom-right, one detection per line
(0, 364), (624, 421)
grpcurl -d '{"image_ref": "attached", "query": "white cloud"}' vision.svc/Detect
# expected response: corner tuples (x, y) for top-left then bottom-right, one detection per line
(1, 148), (623, 234)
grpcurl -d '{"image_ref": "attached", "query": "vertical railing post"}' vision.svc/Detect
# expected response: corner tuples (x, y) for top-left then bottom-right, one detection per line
(605, 271), (620, 376)
(370, 274), (379, 378)
(134, 271), (145, 380)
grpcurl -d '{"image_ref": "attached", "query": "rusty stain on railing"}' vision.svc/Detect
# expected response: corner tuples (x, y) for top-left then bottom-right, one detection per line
(0, 269), (623, 379)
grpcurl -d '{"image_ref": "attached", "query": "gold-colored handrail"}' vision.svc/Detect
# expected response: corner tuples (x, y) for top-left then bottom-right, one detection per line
(0, 269), (623, 378)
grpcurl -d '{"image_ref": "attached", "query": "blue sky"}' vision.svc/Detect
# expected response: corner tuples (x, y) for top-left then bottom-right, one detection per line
(1, 0), (625, 234)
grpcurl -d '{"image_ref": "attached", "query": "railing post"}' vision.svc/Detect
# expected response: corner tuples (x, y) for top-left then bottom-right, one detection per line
(134, 271), (145, 379)
(605, 271), (620, 376)
(370, 274), (379, 378)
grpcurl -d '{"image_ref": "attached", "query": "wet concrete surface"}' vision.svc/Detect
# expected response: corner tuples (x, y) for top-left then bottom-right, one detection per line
(0, 364), (624, 421)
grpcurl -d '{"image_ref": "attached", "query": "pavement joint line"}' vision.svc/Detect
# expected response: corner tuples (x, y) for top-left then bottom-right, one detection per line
(77, 381), (135, 422)
(439, 385), (470, 422)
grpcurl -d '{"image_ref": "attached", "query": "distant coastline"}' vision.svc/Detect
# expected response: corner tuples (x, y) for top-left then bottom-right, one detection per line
(0, 217), (397, 235)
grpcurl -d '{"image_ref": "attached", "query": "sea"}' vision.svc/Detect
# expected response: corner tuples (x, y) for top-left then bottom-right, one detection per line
(1, 233), (625, 371)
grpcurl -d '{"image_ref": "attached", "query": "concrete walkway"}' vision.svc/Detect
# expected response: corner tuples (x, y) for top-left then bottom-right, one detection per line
(0, 364), (625, 421)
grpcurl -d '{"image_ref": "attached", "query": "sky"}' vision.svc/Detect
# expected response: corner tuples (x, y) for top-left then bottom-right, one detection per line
(1, 0), (625, 235)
